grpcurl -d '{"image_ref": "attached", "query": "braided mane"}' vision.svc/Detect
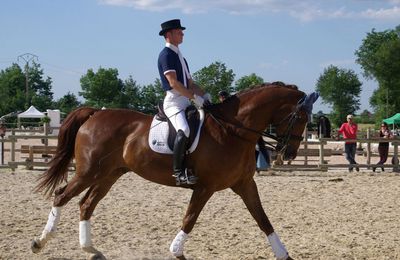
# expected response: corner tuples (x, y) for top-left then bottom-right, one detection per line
(235, 81), (298, 97)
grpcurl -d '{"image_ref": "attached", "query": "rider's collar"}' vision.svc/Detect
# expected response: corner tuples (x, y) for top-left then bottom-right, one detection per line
(166, 43), (179, 54)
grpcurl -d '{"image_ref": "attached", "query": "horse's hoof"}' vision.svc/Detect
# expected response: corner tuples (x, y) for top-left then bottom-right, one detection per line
(88, 253), (107, 260)
(286, 256), (294, 260)
(176, 255), (187, 260)
(31, 239), (42, 253)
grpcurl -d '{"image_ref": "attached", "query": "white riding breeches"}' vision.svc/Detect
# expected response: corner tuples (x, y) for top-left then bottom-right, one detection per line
(163, 90), (191, 138)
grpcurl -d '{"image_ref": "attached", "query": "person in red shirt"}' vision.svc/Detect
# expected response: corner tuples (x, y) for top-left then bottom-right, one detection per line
(338, 114), (359, 172)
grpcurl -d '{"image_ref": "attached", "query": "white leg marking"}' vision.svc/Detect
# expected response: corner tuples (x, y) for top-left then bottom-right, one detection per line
(169, 230), (188, 257)
(44, 206), (61, 233)
(39, 207), (61, 245)
(267, 232), (289, 260)
(79, 220), (93, 248)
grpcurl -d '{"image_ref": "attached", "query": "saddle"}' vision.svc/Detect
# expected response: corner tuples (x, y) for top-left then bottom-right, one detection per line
(156, 101), (200, 150)
(148, 102), (204, 154)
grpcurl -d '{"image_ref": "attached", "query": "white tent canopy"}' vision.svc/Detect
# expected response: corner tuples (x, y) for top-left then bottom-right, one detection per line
(18, 105), (45, 118)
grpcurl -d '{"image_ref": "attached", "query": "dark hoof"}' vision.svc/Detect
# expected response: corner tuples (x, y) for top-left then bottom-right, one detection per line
(31, 239), (42, 253)
(176, 255), (186, 260)
(286, 256), (294, 260)
(88, 253), (106, 260)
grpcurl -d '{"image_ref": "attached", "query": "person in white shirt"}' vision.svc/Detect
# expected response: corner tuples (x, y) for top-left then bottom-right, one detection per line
(158, 19), (208, 185)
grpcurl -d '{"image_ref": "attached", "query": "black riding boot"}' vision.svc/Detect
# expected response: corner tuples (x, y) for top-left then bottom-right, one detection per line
(173, 130), (198, 185)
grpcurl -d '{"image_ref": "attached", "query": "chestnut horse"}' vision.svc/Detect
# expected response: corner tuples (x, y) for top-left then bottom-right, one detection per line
(31, 83), (317, 260)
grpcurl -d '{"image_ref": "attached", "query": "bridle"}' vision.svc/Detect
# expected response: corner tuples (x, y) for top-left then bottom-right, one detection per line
(272, 101), (306, 155)
(205, 95), (308, 155)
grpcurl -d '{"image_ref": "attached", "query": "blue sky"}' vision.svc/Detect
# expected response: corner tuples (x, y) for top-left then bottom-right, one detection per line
(1, 0), (399, 113)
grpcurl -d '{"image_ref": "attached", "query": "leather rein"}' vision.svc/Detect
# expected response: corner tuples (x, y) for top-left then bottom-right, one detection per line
(204, 96), (306, 155)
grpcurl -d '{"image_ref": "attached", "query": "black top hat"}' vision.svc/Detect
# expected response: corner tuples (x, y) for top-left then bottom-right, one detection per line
(159, 19), (186, 36)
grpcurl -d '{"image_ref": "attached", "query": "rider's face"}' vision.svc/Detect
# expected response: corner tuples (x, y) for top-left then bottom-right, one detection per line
(167, 29), (184, 45)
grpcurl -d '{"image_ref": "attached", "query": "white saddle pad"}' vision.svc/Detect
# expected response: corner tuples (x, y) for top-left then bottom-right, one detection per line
(148, 109), (205, 154)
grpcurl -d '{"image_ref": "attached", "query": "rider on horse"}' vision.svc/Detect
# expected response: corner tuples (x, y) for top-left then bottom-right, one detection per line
(158, 19), (209, 185)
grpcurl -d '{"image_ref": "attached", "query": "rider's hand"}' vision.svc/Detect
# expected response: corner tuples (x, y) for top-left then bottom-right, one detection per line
(203, 93), (212, 106)
(192, 94), (205, 108)
(203, 93), (211, 102)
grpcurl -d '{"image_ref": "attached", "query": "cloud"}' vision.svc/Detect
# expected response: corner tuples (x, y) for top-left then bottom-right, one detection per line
(99, 0), (400, 21)
(360, 6), (400, 20)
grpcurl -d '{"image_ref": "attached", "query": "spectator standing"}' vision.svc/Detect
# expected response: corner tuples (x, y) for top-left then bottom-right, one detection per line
(338, 114), (359, 172)
(373, 122), (393, 172)
(255, 138), (271, 172)
(317, 115), (331, 138)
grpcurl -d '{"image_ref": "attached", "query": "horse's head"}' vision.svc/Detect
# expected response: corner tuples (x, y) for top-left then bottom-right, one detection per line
(273, 92), (319, 161)
(205, 84), (318, 162)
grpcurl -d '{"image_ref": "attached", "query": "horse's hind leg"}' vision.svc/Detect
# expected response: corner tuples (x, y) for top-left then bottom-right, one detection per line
(32, 176), (90, 253)
(231, 179), (291, 260)
(170, 186), (214, 259)
(78, 171), (124, 260)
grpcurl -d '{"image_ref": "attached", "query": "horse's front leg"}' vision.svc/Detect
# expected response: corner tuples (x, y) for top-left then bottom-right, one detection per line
(231, 178), (292, 260)
(170, 185), (214, 259)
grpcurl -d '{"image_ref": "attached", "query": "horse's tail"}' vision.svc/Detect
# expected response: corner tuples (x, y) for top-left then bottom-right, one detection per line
(35, 107), (100, 198)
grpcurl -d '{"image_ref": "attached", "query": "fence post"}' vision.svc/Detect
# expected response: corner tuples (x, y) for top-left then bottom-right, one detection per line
(10, 129), (16, 171)
(393, 140), (399, 172)
(303, 128), (308, 165)
(27, 146), (34, 170)
(319, 139), (327, 171)
(43, 122), (49, 160)
(0, 136), (3, 165)
(366, 128), (371, 169)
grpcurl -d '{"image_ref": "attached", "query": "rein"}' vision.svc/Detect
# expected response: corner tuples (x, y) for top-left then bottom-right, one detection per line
(204, 97), (306, 154)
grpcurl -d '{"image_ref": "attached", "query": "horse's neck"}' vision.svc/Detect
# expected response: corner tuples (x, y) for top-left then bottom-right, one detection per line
(237, 87), (302, 131)
(207, 86), (302, 143)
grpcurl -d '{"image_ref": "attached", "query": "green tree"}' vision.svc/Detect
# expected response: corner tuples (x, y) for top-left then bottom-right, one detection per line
(0, 63), (26, 117)
(358, 109), (375, 124)
(192, 61), (235, 103)
(123, 76), (141, 110)
(0, 62), (54, 114)
(28, 61), (54, 111)
(315, 65), (362, 127)
(355, 25), (400, 121)
(234, 73), (264, 92)
(137, 79), (165, 114)
(79, 67), (126, 108)
(54, 92), (81, 115)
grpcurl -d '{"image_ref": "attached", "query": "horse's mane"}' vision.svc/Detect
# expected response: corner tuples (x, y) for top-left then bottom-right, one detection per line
(205, 81), (301, 116)
(235, 81), (298, 97)
(208, 82), (299, 106)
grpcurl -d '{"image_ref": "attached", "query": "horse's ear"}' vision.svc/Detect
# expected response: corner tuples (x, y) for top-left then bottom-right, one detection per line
(300, 92), (319, 122)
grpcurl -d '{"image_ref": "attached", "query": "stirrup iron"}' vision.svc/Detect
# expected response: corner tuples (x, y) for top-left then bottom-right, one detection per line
(173, 169), (198, 185)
